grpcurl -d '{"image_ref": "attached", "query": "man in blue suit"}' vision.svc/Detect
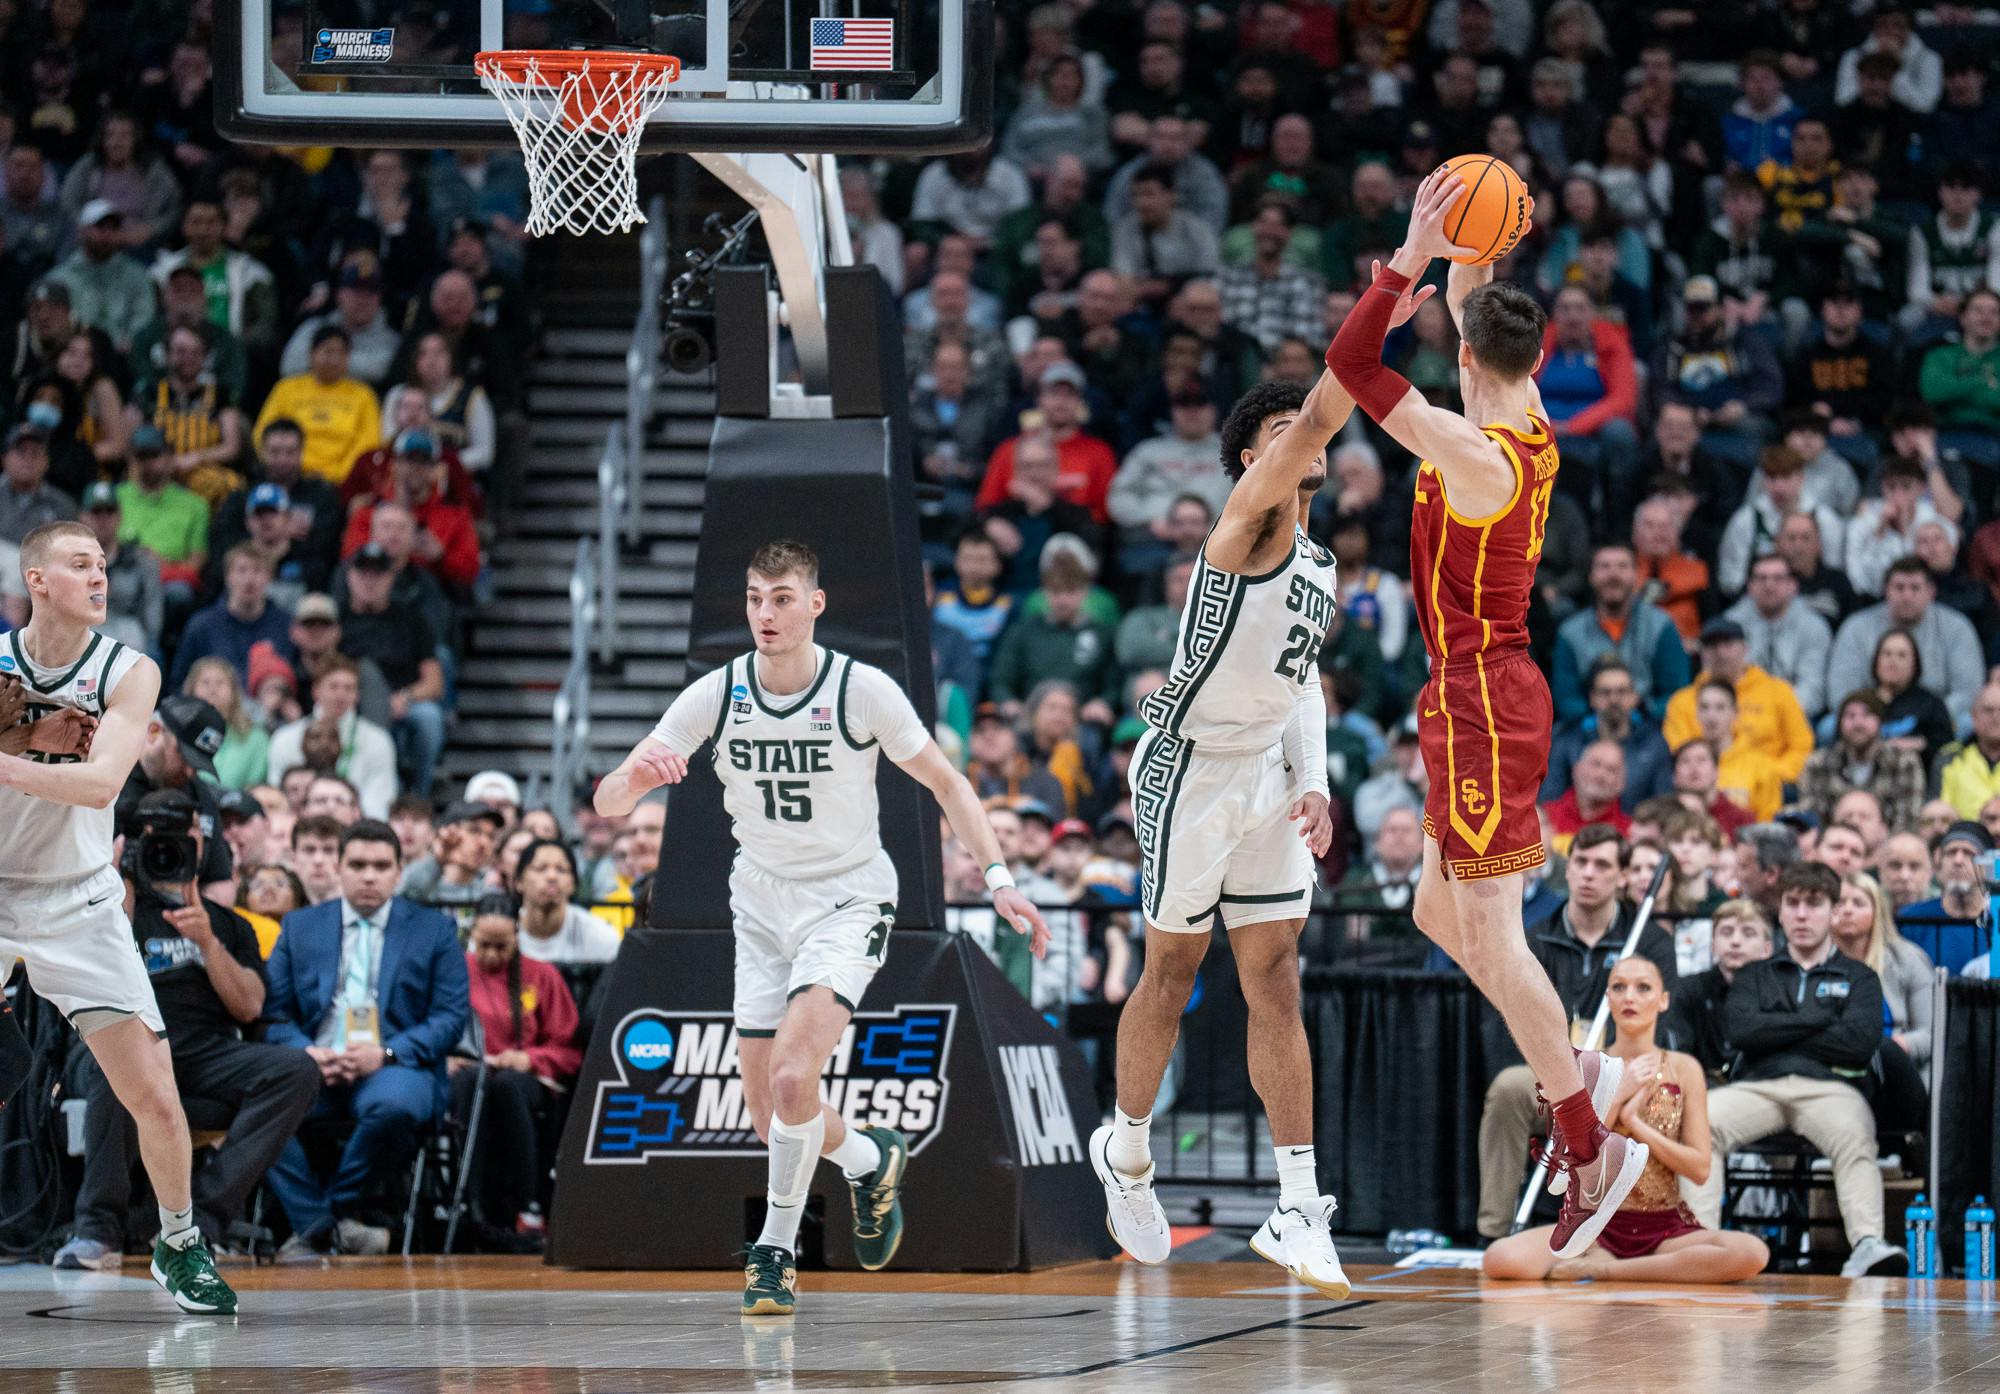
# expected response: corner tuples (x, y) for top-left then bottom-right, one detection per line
(263, 819), (469, 1256)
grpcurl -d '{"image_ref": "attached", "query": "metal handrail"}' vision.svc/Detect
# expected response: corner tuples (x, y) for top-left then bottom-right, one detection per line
(595, 419), (623, 667)
(548, 535), (596, 825)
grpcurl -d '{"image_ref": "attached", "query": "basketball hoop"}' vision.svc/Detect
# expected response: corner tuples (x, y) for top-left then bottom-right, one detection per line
(474, 50), (681, 237)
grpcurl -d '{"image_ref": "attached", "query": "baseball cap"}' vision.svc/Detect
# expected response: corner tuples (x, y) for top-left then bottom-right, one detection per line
(77, 198), (122, 228)
(1095, 810), (1136, 838)
(1683, 275), (1721, 306)
(437, 798), (506, 831)
(1698, 617), (1746, 645)
(1940, 821), (1994, 857)
(130, 424), (167, 454)
(81, 480), (119, 511)
(393, 429), (437, 460)
(350, 542), (395, 571)
(28, 280), (69, 306)
(293, 592), (339, 623)
(157, 694), (225, 776)
(464, 770), (522, 807)
(1013, 798), (1055, 826)
(248, 481), (290, 513)
(1039, 360), (1088, 393)
(1052, 817), (1093, 844)
(5, 421), (47, 450)
(218, 788), (265, 822)
(338, 264), (384, 294)
(972, 701), (1009, 726)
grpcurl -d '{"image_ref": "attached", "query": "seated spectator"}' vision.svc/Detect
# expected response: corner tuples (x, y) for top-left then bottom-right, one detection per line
(908, 148), (1032, 251)
(1936, 682), (2000, 820)
(1689, 173), (1799, 340)
(0, 421), (74, 544)
(267, 658), (398, 819)
(1724, 554), (1831, 720)
(332, 548), (448, 799)
(131, 264), (251, 411)
(1772, 509), (1858, 627)
(911, 342), (1005, 520)
(1836, 5), (1941, 112)
(455, 897), (582, 1248)
(1717, 446), (1844, 597)
(387, 795), (436, 870)
(397, 800), (505, 919)
(1800, 690), (1927, 831)
(1692, 678), (1786, 823)
(1688, 862), (1908, 1278)
(1214, 201), (1324, 353)
(964, 703), (1068, 813)
(513, 840), (621, 965)
(253, 327), (382, 487)
(1484, 954), (1771, 1284)
(1649, 276), (1782, 468)
(184, 656), (269, 791)
(1897, 819), (1992, 974)
(1847, 456), (1958, 598)
(337, 507), (454, 646)
(1542, 740), (1631, 854)
(1663, 619), (1812, 791)
(170, 544), (295, 690)
(342, 430), (479, 599)
(904, 244), (1003, 339)
(285, 814), (343, 906)
(1833, 872), (1935, 1078)
(988, 546), (1119, 724)
(76, 480), (160, 653)
(1317, 440), (1410, 577)
(1875, 830), (1934, 911)
(1107, 394), (1230, 557)
(319, 152), (436, 322)
(1785, 289), (1892, 469)
(263, 821), (470, 1257)
(127, 322), (246, 512)
(237, 862), (310, 956)
(1827, 558), (1984, 732)
(1353, 727), (1425, 843)
(1552, 545), (1691, 725)
(1110, 162), (1221, 309)
(1919, 288), (2000, 471)
(1902, 164), (2000, 346)
(49, 200), (156, 355)
(1001, 51), (1112, 181)
(209, 418), (346, 592)
(52, 790), (320, 1269)
(1536, 286), (1639, 519)
(279, 260), (401, 392)
(398, 270), (521, 418)
(933, 525), (1014, 686)
(1334, 805), (1424, 956)
(975, 363), (1118, 525)
(149, 197), (278, 359)
(117, 425), (208, 601)
(203, 481), (315, 612)
(381, 334), (497, 484)
(1813, 823), (1871, 878)
(1732, 821), (1801, 918)
(1632, 496), (1708, 648)
(1103, 115), (1229, 234)
(1675, 899), (1776, 1076)
(1115, 556), (1190, 676)
(1545, 656), (1674, 809)
(1227, 112), (1340, 231)
(1474, 826), (1678, 1239)
(1018, 680), (1102, 817)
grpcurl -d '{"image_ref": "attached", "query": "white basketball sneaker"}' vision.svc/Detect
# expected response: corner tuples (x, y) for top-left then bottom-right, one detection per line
(1250, 1195), (1351, 1299)
(1089, 1124), (1171, 1264)
(1548, 1050), (1625, 1195)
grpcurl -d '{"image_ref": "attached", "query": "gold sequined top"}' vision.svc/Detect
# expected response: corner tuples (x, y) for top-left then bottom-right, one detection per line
(1615, 1076), (1686, 1212)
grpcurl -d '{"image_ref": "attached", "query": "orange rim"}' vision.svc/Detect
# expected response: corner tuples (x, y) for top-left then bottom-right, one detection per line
(473, 50), (682, 86)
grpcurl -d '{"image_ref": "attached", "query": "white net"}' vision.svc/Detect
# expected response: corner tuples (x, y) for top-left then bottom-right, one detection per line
(475, 52), (678, 237)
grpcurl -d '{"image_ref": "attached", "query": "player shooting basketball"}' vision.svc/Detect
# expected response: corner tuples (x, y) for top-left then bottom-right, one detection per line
(1327, 166), (1649, 1258)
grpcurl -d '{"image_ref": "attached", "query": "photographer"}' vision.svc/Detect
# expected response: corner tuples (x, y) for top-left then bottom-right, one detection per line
(53, 791), (320, 1269)
(113, 695), (237, 904)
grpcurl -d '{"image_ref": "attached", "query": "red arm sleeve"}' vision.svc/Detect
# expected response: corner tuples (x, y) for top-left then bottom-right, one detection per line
(1326, 264), (1416, 423)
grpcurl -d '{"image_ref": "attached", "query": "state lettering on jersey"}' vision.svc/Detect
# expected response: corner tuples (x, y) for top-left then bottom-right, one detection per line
(1285, 574), (1335, 628)
(584, 1006), (956, 1165)
(725, 737), (836, 774)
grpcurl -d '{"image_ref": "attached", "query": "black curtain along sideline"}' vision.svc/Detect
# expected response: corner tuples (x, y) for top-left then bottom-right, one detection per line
(1939, 980), (2000, 1270)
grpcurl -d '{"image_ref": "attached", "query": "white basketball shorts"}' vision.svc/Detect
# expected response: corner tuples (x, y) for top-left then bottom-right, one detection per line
(0, 865), (166, 1034)
(729, 849), (899, 1035)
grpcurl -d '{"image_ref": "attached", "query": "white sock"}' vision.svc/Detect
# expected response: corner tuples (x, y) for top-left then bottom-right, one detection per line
(1275, 1144), (1319, 1210)
(1106, 1105), (1152, 1176)
(826, 1124), (881, 1179)
(159, 1204), (199, 1249)
(756, 1112), (826, 1255)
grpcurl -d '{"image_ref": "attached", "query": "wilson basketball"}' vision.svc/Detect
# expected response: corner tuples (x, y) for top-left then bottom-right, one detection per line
(1435, 154), (1534, 266)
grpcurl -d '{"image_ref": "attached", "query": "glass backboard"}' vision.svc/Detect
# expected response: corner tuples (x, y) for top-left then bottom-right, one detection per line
(217, 0), (989, 153)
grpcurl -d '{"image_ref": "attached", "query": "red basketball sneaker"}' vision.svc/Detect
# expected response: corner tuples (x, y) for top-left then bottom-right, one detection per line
(1548, 1131), (1650, 1258)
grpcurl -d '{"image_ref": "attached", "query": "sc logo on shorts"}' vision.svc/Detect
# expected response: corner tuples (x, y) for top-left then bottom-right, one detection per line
(1459, 778), (1488, 816)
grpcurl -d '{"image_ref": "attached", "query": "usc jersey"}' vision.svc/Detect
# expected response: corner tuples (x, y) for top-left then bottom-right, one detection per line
(1409, 414), (1560, 667)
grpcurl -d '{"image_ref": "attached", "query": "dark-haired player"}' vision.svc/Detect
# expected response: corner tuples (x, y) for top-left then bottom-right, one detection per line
(1329, 167), (1648, 1258)
(1091, 267), (1435, 1297)
(595, 539), (1049, 1317)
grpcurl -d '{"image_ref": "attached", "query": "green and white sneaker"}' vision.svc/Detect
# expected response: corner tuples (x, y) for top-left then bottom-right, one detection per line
(740, 1244), (797, 1316)
(150, 1234), (238, 1315)
(846, 1125), (908, 1272)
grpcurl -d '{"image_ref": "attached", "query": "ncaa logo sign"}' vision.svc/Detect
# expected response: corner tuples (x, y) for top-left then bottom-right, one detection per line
(586, 1005), (957, 1165)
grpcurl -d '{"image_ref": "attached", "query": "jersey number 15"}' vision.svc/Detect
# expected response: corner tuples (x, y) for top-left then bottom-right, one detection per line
(757, 779), (813, 822)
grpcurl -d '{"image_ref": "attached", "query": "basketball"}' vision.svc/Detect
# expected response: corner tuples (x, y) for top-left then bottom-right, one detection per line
(1434, 154), (1534, 266)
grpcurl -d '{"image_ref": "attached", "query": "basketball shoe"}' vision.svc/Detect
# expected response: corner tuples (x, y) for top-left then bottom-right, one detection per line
(741, 1244), (797, 1316)
(1548, 1131), (1650, 1258)
(1249, 1196), (1351, 1299)
(845, 1125), (908, 1271)
(1546, 1049), (1626, 1195)
(1089, 1123), (1171, 1263)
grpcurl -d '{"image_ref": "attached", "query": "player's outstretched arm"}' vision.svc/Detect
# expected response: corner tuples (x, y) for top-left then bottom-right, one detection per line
(595, 738), (688, 818)
(1209, 266), (1435, 574)
(0, 656), (158, 808)
(894, 741), (1053, 958)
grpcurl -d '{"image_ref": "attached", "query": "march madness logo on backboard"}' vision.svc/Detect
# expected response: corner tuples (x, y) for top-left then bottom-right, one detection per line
(583, 1006), (956, 1165)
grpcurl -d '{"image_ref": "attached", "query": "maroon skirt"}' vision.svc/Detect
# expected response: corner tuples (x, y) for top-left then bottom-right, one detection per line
(1594, 1203), (1705, 1259)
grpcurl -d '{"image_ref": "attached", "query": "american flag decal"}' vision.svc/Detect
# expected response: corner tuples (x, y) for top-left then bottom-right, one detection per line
(811, 706), (832, 723)
(810, 17), (894, 70)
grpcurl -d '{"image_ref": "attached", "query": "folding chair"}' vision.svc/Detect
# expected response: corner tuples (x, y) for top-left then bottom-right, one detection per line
(403, 1016), (488, 1256)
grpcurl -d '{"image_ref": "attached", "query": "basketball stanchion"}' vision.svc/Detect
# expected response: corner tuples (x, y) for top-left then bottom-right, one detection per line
(1508, 852), (1671, 1234)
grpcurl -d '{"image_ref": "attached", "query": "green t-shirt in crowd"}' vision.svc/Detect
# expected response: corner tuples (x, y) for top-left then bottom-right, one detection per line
(116, 481), (210, 564)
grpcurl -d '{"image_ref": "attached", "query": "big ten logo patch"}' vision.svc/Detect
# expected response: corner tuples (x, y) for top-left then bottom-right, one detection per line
(585, 1006), (957, 1164)
(997, 1044), (1081, 1166)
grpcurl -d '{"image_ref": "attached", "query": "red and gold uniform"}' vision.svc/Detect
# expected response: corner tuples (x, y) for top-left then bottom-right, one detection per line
(1411, 414), (1560, 880)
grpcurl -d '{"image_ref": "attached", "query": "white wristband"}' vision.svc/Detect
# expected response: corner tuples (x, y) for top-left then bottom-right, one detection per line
(984, 862), (1016, 893)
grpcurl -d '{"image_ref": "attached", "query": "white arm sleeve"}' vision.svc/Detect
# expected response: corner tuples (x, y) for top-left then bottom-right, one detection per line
(843, 661), (933, 763)
(648, 666), (731, 758)
(1282, 679), (1329, 800)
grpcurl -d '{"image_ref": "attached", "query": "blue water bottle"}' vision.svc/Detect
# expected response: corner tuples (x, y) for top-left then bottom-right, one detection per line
(1906, 1194), (1939, 1278)
(1966, 1196), (1997, 1281)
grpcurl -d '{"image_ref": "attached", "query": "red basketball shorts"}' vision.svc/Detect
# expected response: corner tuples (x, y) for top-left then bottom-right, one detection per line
(1417, 648), (1552, 882)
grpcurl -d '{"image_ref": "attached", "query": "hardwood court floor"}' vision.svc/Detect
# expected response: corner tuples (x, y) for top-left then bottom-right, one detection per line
(3, 1256), (1996, 1393)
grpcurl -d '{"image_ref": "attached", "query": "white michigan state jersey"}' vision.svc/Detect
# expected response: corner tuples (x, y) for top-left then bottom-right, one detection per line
(650, 646), (930, 879)
(1140, 526), (1338, 752)
(0, 629), (145, 882)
